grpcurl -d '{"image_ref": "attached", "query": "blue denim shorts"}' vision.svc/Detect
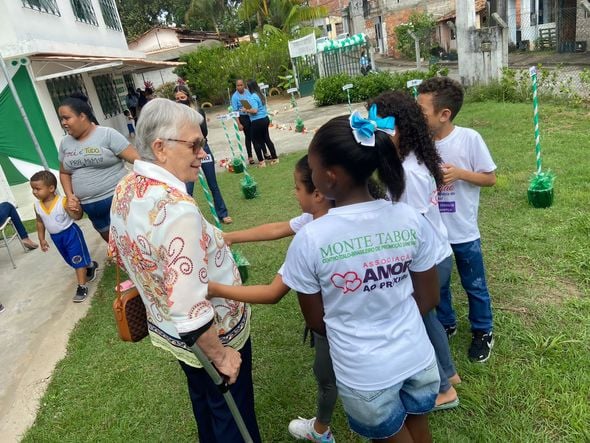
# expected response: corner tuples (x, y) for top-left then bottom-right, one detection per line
(337, 358), (439, 439)
(81, 195), (113, 233)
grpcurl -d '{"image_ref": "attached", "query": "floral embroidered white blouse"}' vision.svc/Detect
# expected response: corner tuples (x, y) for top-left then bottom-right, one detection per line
(109, 160), (250, 367)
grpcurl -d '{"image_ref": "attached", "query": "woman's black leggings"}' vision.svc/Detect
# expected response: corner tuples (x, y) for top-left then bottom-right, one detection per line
(250, 117), (277, 161)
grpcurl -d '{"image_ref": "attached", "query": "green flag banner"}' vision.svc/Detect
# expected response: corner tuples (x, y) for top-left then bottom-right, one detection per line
(0, 65), (59, 185)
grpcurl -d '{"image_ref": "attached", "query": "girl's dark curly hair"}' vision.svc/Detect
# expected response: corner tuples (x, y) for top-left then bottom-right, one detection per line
(368, 91), (443, 187)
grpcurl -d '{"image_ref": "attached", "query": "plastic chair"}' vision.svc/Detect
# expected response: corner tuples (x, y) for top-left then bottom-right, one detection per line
(0, 217), (27, 269)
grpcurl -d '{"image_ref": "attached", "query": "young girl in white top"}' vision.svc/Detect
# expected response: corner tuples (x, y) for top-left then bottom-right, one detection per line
(210, 156), (338, 443)
(369, 91), (461, 410)
(281, 112), (440, 442)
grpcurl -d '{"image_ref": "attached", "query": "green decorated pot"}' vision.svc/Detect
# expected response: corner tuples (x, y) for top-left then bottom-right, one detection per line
(527, 187), (554, 208)
(232, 159), (244, 174)
(241, 182), (257, 199)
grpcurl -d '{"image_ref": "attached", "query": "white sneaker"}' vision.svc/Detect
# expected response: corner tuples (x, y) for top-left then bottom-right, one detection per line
(288, 417), (335, 442)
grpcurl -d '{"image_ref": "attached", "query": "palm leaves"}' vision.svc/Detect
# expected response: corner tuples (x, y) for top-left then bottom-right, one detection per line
(238, 0), (327, 33)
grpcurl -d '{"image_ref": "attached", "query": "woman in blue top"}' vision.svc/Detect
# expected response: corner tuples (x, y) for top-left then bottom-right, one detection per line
(242, 80), (278, 167)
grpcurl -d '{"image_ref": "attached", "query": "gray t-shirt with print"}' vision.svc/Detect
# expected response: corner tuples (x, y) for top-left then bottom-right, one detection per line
(59, 126), (129, 204)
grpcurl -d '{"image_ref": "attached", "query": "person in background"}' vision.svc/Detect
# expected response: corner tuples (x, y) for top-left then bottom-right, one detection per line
(231, 78), (261, 164)
(360, 50), (371, 76)
(109, 98), (261, 442)
(123, 110), (135, 138)
(174, 85), (232, 224)
(58, 94), (140, 242)
(242, 79), (279, 167)
(0, 201), (38, 250)
(125, 87), (139, 123)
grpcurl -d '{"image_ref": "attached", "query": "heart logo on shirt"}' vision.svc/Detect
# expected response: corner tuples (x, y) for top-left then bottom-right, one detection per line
(331, 271), (362, 294)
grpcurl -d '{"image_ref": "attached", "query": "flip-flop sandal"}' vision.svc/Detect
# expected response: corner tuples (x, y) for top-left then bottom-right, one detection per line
(432, 397), (460, 412)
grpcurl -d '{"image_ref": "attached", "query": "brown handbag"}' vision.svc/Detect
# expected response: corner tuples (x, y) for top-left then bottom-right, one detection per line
(113, 264), (148, 342)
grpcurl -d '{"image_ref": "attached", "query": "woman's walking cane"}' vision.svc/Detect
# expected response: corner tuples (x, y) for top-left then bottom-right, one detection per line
(187, 341), (254, 443)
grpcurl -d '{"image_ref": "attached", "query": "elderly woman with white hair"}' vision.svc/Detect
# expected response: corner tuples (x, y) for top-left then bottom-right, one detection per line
(109, 99), (261, 443)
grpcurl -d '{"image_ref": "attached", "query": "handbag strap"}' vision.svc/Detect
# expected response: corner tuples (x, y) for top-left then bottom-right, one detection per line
(115, 253), (122, 298)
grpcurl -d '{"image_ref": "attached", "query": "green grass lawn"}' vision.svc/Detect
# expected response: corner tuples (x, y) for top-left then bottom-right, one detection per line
(22, 102), (589, 442)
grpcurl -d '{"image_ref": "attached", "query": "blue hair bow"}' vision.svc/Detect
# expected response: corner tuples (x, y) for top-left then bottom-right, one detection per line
(349, 104), (395, 146)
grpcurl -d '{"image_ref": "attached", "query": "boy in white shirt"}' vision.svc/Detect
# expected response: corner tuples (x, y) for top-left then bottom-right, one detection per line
(418, 77), (497, 363)
(31, 170), (98, 303)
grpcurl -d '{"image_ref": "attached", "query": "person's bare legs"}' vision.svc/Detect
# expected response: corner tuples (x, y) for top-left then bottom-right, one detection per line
(75, 267), (87, 286)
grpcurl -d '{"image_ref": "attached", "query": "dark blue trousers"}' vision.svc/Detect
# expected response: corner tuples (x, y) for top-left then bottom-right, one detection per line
(178, 339), (261, 443)
(186, 144), (229, 219)
(0, 202), (29, 239)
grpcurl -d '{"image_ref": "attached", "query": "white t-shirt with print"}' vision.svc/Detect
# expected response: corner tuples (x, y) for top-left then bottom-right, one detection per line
(282, 199), (436, 391)
(436, 126), (496, 244)
(289, 212), (313, 233)
(400, 152), (452, 264)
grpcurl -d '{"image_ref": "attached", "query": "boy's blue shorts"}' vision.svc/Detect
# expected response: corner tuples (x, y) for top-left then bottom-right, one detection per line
(50, 223), (92, 269)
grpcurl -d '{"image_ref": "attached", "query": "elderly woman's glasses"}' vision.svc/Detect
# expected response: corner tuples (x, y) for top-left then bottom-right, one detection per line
(163, 138), (205, 153)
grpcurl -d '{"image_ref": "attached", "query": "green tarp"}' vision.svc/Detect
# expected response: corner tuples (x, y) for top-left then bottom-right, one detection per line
(0, 65), (59, 185)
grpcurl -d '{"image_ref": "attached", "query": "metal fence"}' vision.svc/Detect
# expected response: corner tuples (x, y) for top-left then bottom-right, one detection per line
(504, 65), (590, 100)
(318, 44), (370, 78)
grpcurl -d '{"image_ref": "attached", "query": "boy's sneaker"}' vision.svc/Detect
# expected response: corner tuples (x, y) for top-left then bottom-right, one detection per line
(288, 417), (335, 443)
(444, 324), (457, 339)
(468, 331), (494, 362)
(86, 261), (99, 282)
(73, 285), (88, 303)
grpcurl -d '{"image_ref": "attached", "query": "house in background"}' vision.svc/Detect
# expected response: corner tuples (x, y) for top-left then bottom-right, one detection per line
(0, 0), (179, 213)
(309, 0), (588, 57)
(128, 27), (238, 89)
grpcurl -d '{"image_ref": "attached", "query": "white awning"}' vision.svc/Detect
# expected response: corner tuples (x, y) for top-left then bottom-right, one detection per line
(30, 54), (185, 81)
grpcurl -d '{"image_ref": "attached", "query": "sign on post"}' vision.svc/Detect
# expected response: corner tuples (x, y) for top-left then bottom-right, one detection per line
(288, 34), (317, 58)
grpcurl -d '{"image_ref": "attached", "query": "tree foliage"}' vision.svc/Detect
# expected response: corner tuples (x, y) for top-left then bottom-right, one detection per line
(175, 32), (290, 104)
(394, 12), (436, 59)
(115, 0), (192, 40)
(238, 0), (327, 33)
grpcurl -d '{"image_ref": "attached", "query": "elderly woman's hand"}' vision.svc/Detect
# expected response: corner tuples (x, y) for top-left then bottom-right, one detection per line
(214, 347), (242, 384)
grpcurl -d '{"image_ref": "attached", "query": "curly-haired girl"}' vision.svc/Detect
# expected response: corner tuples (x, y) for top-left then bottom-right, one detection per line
(369, 91), (462, 411)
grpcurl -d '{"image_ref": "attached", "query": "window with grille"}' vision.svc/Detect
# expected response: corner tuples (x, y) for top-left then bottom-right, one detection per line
(46, 74), (90, 114)
(21, 0), (61, 15)
(123, 74), (134, 91)
(70, 0), (98, 25)
(99, 0), (121, 31)
(92, 74), (122, 119)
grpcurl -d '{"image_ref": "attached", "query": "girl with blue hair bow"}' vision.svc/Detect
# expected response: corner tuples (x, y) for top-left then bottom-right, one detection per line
(281, 108), (440, 442)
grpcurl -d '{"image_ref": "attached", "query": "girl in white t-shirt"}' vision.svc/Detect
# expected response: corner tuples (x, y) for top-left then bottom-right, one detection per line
(281, 111), (441, 442)
(369, 91), (462, 411)
(209, 155), (339, 442)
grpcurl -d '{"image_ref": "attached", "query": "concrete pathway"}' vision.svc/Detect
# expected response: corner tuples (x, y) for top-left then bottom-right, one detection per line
(0, 219), (106, 442)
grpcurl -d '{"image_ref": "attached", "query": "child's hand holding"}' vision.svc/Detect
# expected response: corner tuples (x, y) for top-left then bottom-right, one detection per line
(40, 239), (50, 252)
(442, 163), (462, 184)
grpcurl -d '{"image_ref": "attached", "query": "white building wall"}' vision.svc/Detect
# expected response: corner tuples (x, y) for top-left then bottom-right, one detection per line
(0, 0), (140, 59)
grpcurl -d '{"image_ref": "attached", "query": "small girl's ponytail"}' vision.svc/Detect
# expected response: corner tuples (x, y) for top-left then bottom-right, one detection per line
(374, 130), (405, 201)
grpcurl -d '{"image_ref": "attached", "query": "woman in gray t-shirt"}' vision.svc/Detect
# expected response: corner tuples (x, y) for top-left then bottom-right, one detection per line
(58, 95), (139, 241)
